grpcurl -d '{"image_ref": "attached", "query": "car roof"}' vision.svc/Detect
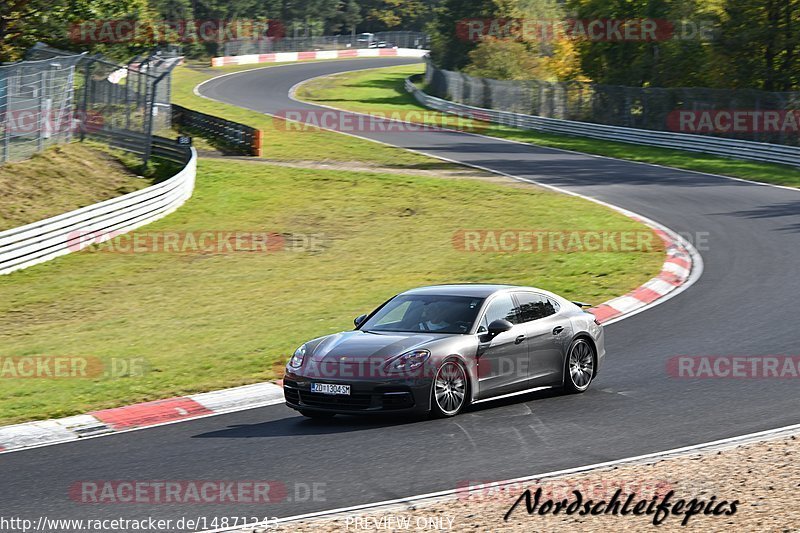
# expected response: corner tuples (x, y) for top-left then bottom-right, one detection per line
(401, 284), (523, 298)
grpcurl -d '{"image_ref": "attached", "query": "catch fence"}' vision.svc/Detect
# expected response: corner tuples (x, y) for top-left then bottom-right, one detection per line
(424, 58), (800, 146)
(0, 44), (182, 165)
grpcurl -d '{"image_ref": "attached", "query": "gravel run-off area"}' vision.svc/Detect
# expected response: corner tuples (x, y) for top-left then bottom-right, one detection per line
(261, 430), (799, 532)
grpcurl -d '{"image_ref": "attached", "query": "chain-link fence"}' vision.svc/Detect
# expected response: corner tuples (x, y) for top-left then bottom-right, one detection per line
(0, 53), (85, 163)
(424, 58), (800, 146)
(0, 44), (182, 165)
(222, 31), (428, 56)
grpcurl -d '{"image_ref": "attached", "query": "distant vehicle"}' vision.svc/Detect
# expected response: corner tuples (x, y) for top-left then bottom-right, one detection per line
(284, 284), (605, 419)
(356, 32), (374, 45)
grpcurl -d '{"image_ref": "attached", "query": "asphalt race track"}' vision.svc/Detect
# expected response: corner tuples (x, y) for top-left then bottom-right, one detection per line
(2, 58), (799, 528)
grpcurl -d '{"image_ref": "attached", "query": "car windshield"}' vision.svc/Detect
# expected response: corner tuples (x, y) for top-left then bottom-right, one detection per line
(360, 294), (485, 334)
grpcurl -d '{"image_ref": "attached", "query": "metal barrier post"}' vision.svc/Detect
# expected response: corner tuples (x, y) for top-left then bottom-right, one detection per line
(142, 70), (170, 168)
(79, 57), (94, 142)
(141, 81), (156, 168)
(37, 70), (46, 152)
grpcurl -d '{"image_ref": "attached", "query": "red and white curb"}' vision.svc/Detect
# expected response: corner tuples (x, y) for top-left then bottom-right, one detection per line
(0, 382), (284, 453)
(211, 47), (427, 67)
(588, 222), (694, 324)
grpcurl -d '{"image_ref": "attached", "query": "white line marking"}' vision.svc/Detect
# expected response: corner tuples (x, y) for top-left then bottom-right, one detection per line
(470, 386), (552, 404)
(201, 422), (800, 531)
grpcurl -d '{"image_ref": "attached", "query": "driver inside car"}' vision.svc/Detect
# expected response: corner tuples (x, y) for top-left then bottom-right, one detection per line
(418, 301), (452, 332)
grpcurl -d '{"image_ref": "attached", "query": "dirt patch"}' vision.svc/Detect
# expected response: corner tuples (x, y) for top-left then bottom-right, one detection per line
(0, 143), (151, 231)
(197, 152), (523, 186)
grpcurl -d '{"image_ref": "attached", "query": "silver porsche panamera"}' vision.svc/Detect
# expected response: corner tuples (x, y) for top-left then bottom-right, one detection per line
(283, 284), (605, 418)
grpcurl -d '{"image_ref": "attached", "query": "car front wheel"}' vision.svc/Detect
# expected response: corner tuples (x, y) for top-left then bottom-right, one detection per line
(431, 360), (468, 417)
(564, 338), (595, 393)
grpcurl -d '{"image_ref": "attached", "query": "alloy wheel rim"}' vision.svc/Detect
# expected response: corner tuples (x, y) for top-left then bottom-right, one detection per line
(434, 362), (466, 415)
(569, 340), (594, 389)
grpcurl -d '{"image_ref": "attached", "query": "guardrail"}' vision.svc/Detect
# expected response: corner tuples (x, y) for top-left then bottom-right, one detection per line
(172, 104), (261, 156)
(88, 130), (195, 164)
(405, 77), (800, 168)
(0, 142), (197, 276)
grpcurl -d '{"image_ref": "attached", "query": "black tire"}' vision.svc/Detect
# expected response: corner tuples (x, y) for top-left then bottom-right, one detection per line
(430, 359), (469, 418)
(299, 410), (335, 419)
(563, 338), (596, 394)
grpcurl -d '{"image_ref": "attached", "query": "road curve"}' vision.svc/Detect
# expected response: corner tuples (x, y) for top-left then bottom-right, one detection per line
(1, 58), (799, 529)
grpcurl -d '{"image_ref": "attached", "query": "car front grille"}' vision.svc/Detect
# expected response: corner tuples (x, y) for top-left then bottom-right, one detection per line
(299, 391), (374, 409)
(283, 380), (415, 411)
(283, 382), (300, 405)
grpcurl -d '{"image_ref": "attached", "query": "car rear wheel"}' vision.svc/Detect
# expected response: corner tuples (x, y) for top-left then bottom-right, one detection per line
(299, 410), (335, 419)
(431, 360), (468, 418)
(564, 338), (595, 393)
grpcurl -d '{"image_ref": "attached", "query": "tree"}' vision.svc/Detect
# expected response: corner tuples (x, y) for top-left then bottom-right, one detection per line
(429, 0), (516, 70)
(565, 0), (723, 87)
(1, 0), (77, 61)
(0, 0), (159, 62)
(463, 38), (548, 79)
(341, 0), (362, 41)
(715, 0), (800, 90)
(354, 0), (435, 32)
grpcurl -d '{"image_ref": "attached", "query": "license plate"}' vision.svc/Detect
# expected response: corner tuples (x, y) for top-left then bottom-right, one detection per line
(310, 383), (351, 395)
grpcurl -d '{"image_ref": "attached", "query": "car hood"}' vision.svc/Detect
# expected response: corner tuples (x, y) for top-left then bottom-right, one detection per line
(308, 330), (442, 363)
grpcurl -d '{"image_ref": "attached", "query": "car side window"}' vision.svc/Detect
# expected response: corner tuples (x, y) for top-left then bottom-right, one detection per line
(515, 292), (558, 322)
(478, 293), (521, 331)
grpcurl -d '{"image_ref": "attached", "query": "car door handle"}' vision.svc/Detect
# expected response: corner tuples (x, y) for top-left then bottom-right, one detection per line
(552, 326), (564, 335)
(514, 335), (525, 344)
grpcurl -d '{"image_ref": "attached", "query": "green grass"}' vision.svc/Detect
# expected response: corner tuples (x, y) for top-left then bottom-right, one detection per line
(0, 159), (663, 424)
(297, 64), (800, 188)
(172, 63), (439, 167)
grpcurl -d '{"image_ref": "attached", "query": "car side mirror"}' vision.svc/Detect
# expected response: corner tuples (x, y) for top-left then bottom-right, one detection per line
(487, 318), (513, 337)
(354, 314), (368, 328)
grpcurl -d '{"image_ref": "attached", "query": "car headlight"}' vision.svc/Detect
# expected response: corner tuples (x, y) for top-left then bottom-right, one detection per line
(385, 350), (430, 373)
(289, 344), (306, 368)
